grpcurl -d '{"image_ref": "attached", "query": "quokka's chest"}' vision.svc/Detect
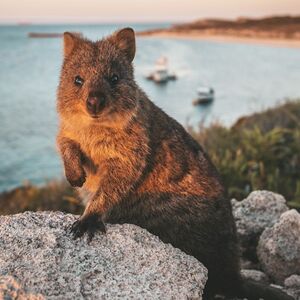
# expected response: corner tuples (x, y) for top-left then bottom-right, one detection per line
(77, 135), (120, 193)
(78, 133), (119, 163)
(73, 126), (133, 169)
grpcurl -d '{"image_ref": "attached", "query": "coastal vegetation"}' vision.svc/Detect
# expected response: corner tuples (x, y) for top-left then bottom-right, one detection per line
(0, 180), (83, 215)
(190, 100), (300, 209)
(0, 100), (299, 215)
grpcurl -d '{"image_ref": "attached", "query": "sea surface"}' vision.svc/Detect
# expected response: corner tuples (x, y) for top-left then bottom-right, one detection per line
(1, 24), (300, 192)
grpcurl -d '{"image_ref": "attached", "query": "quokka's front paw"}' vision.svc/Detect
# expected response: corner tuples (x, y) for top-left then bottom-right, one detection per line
(65, 167), (86, 187)
(70, 214), (106, 242)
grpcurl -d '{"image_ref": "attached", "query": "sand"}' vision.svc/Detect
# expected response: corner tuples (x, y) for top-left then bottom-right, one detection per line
(138, 31), (300, 49)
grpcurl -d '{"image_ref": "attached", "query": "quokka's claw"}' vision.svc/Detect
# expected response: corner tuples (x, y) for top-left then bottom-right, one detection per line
(69, 214), (106, 242)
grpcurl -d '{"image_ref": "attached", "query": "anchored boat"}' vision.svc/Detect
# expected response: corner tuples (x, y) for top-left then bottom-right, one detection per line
(146, 57), (177, 84)
(193, 87), (214, 105)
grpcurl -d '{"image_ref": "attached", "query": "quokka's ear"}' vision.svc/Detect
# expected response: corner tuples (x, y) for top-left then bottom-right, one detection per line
(63, 32), (83, 57)
(113, 28), (136, 62)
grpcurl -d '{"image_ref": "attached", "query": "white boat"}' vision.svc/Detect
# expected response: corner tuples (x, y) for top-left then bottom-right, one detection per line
(193, 87), (214, 105)
(146, 57), (177, 83)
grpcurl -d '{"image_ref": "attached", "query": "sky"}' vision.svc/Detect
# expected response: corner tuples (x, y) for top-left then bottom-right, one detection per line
(0, 0), (300, 24)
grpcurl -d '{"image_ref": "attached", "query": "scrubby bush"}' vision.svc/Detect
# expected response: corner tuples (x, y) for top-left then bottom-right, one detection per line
(0, 180), (83, 215)
(191, 100), (300, 208)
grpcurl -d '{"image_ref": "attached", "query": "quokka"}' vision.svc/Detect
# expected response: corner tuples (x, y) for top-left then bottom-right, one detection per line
(57, 28), (292, 300)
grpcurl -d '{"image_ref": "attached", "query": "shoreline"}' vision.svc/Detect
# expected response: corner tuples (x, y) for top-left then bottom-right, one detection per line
(138, 31), (300, 49)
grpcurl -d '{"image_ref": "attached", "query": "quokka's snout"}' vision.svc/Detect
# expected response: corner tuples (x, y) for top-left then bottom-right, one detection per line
(86, 92), (106, 117)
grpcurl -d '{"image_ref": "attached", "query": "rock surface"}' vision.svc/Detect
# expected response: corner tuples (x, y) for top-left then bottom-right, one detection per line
(0, 211), (207, 299)
(232, 190), (288, 260)
(257, 209), (300, 284)
(0, 275), (44, 300)
(284, 275), (300, 300)
(241, 269), (270, 285)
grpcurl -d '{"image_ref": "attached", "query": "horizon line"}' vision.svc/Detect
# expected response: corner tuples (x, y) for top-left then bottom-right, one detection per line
(1, 13), (299, 25)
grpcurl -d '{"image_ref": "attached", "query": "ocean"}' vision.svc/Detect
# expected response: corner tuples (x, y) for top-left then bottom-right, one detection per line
(0, 23), (300, 192)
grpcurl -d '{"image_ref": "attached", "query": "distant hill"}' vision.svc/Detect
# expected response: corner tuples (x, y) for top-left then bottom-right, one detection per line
(139, 16), (300, 40)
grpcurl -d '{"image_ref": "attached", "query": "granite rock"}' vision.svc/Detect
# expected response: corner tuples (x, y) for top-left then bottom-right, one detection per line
(257, 210), (300, 284)
(0, 211), (207, 299)
(0, 275), (44, 300)
(232, 190), (288, 260)
(284, 275), (300, 300)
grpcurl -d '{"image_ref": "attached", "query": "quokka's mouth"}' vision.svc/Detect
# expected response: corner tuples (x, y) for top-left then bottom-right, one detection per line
(90, 114), (100, 119)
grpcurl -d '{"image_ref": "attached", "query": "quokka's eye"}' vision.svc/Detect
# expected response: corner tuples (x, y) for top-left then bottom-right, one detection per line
(110, 74), (119, 85)
(74, 75), (84, 87)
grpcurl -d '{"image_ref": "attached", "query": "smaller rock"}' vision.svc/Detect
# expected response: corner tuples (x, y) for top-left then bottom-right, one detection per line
(284, 275), (300, 300)
(257, 210), (300, 284)
(0, 275), (44, 300)
(232, 190), (288, 261)
(241, 269), (270, 285)
(285, 275), (300, 289)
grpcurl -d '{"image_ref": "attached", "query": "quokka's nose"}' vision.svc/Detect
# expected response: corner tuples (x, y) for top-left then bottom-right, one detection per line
(86, 96), (105, 115)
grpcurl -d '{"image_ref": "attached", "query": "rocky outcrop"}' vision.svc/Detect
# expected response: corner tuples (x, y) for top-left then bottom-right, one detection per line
(232, 191), (299, 299)
(231, 190), (288, 260)
(0, 190), (298, 299)
(0, 212), (207, 299)
(257, 209), (300, 285)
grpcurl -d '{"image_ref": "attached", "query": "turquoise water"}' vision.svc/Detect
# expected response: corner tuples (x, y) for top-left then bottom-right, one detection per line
(0, 24), (300, 192)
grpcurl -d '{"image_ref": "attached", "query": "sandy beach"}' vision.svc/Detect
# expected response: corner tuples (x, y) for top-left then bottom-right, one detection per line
(138, 31), (300, 49)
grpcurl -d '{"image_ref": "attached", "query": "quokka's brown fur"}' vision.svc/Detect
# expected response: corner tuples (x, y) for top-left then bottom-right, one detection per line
(56, 29), (292, 300)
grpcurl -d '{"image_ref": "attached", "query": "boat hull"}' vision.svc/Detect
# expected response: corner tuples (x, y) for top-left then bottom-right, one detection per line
(193, 97), (214, 105)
